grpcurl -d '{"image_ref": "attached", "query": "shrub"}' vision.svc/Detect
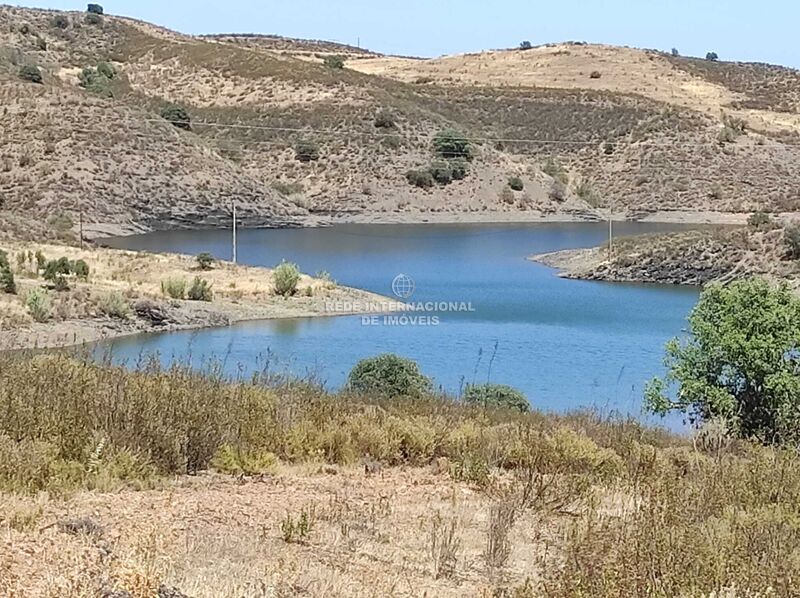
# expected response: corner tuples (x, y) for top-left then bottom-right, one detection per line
(519, 41), (533, 50)
(87, 3), (104, 14)
(18, 65), (42, 84)
(187, 277), (213, 302)
(406, 169), (434, 189)
(70, 259), (89, 280)
(646, 278), (800, 444)
(449, 157), (469, 181)
(273, 261), (300, 296)
(43, 257), (71, 291)
(96, 62), (116, 79)
(429, 160), (453, 185)
(508, 176), (524, 191)
(706, 51), (719, 61)
(0, 266), (16, 294)
(747, 211), (772, 228)
(464, 384), (529, 412)
(347, 354), (432, 399)
(98, 292), (130, 319)
(671, 47), (679, 56)
(589, 70), (602, 79)
(211, 445), (276, 475)
(196, 252), (214, 270)
(549, 181), (567, 202)
(161, 277), (186, 300)
(52, 15), (69, 29)
(433, 129), (472, 160)
(25, 288), (50, 322)
(294, 140), (320, 162)
(542, 157), (568, 184)
(374, 110), (396, 129)
(786, 226), (800, 259)
(323, 55), (345, 69)
(84, 13), (102, 25)
(160, 104), (191, 130)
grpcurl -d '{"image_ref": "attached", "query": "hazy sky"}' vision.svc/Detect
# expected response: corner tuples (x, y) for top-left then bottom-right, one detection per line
(14, 1), (800, 67)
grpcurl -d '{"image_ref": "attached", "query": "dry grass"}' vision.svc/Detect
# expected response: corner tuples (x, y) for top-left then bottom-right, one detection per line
(1, 353), (800, 595)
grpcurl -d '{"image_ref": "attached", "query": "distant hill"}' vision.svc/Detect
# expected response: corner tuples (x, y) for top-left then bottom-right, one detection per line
(1, 5), (799, 239)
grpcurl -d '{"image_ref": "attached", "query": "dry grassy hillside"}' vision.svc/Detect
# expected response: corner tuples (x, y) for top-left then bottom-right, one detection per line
(1, 7), (800, 238)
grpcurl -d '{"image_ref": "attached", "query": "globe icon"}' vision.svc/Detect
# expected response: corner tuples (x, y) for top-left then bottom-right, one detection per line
(391, 274), (415, 299)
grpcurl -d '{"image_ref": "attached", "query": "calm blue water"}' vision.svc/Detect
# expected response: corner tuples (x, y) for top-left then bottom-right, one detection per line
(103, 222), (703, 424)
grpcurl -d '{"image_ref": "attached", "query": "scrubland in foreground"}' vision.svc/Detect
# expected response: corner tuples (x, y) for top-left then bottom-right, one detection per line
(1, 353), (799, 597)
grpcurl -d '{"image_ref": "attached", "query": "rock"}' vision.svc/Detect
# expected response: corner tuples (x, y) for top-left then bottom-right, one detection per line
(158, 584), (191, 598)
(134, 299), (170, 326)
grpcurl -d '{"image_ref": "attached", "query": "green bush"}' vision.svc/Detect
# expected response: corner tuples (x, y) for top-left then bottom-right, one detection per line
(374, 110), (396, 129)
(786, 226), (800, 260)
(273, 261), (301, 297)
(43, 257), (71, 291)
(347, 354), (432, 399)
(70, 259), (89, 280)
(406, 169), (435, 189)
(747, 211), (772, 228)
(18, 65), (42, 84)
(187, 277), (213, 302)
(87, 3), (104, 14)
(464, 384), (529, 412)
(0, 266), (16, 294)
(84, 13), (102, 25)
(52, 15), (69, 29)
(160, 104), (191, 130)
(196, 252), (214, 270)
(98, 292), (130, 319)
(25, 288), (50, 322)
(96, 62), (116, 79)
(508, 176), (524, 191)
(161, 277), (187, 300)
(646, 278), (800, 444)
(449, 158), (469, 181)
(294, 140), (320, 162)
(429, 160), (453, 185)
(433, 129), (472, 160)
(706, 51), (719, 61)
(323, 55), (345, 69)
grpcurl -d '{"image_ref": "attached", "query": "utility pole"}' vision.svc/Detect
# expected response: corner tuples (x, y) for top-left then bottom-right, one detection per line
(79, 201), (84, 250)
(232, 200), (237, 264)
(608, 208), (613, 260)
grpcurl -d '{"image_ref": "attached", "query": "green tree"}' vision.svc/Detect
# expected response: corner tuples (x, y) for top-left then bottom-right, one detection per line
(706, 51), (719, 61)
(44, 257), (71, 290)
(645, 278), (800, 444)
(433, 129), (472, 160)
(87, 4), (104, 14)
(347, 354), (432, 398)
(519, 41), (533, 50)
(464, 384), (529, 412)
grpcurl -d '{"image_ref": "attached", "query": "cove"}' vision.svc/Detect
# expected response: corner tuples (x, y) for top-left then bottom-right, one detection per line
(103, 222), (704, 425)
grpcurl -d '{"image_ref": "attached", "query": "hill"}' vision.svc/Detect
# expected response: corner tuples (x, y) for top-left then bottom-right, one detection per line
(1, 5), (800, 239)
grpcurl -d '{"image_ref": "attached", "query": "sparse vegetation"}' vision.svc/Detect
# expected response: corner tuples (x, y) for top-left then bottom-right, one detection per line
(273, 260), (301, 296)
(294, 140), (321, 162)
(98, 291), (130, 319)
(347, 354), (432, 398)
(323, 55), (345, 69)
(464, 384), (529, 412)
(160, 277), (187, 300)
(160, 104), (191, 130)
(18, 65), (42, 84)
(747, 211), (772, 228)
(84, 12), (102, 25)
(374, 110), (396, 129)
(51, 14), (69, 29)
(24, 288), (50, 322)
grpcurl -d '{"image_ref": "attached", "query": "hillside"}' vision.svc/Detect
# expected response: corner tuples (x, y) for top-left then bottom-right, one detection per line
(1, 6), (800, 239)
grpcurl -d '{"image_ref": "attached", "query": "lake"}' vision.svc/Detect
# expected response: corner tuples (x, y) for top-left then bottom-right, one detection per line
(104, 222), (703, 425)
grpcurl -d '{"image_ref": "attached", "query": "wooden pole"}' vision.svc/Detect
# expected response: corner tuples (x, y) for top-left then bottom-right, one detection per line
(232, 201), (237, 264)
(79, 201), (84, 250)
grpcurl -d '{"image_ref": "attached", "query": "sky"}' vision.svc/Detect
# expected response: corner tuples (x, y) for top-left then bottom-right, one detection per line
(13, 1), (800, 68)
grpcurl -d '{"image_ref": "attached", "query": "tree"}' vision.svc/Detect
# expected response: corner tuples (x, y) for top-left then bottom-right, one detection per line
(671, 48), (679, 57)
(18, 65), (43, 84)
(706, 52), (719, 61)
(0, 265), (16, 294)
(645, 278), (800, 444)
(519, 41), (533, 51)
(160, 104), (191, 130)
(43, 257), (71, 290)
(464, 384), (529, 412)
(433, 129), (472, 160)
(347, 354), (432, 398)
(87, 3), (104, 14)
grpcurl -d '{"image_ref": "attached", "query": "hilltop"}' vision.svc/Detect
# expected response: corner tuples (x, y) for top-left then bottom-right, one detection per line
(1, 5), (800, 239)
